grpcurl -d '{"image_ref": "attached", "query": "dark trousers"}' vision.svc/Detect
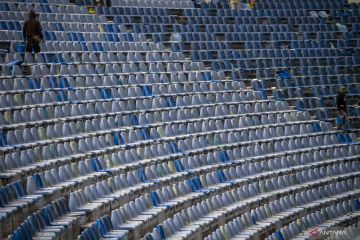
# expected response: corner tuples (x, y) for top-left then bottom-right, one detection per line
(26, 36), (41, 53)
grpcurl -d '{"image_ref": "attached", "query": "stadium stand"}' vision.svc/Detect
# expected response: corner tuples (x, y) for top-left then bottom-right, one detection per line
(0, 0), (359, 239)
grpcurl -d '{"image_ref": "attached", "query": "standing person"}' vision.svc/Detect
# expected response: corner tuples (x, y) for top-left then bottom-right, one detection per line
(23, 10), (43, 53)
(336, 86), (348, 129)
(229, 0), (239, 9)
(250, 0), (256, 9)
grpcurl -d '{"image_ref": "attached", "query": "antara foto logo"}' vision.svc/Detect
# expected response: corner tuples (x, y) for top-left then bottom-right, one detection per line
(308, 228), (320, 238)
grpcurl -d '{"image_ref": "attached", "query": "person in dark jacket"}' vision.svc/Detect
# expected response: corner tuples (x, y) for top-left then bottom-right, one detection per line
(23, 10), (43, 53)
(336, 86), (348, 129)
(337, 86), (347, 113)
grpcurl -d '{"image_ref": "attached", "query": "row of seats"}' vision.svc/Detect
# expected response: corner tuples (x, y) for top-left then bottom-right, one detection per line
(211, 62), (359, 75)
(4, 60), (207, 77)
(171, 42), (357, 53)
(116, 14), (360, 26)
(208, 195), (359, 240)
(291, 75), (358, 87)
(0, 29), (149, 42)
(0, 180), (31, 207)
(0, 21), (127, 32)
(5, 41), (167, 54)
(2, 11), (359, 31)
(0, 88), (266, 114)
(0, 179), (42, 230)
(6, 135), (360, 238)
(0, 104), (308, 153)
(26, 157), (107, 195)
(4, 51), (186, 65)
(2, 37), (357, 58)
(237, 65), (358, 78)
(298, 84), (359, 98)
(15, 124), (350, 226)
(45, 59), (202, 74)
(255, 1), (347, 10)
(0, 72), (228, 91)
(1, 83), (250, 110)
(0, 98), (284, 131)
(78, 215), (128, 240)
(96, 6), (357, 18)
(0, 99), (348, 195)
(3, 115), (358, 232)
(1, 23), (358, 46)
(297, 98), (360, 114)
(7, 62), (206, 78)
(136, 22), (291, 33)
(6, 125), (353, 178)
(144, 164), (360, 239)
(68, 135), (360, 231)
(0, 2), (87, 14)
(270, 207), (360, 239)
(1, 109), (307, 152)
(10, 197), (81, 240)
(277, 82), (357, 95)
(4, 112), (328, 174)
(184, 8), (309, 17)
(0, 11), (104, 23)
(216, 57), (359, 70)
(0, 1), (356, 14)
(192, 50), (358, 63)
(9, 40), (351, 59)
(11, 71), (357, 97)
(299, 66), (359, 76)
(69, 142), (360, 219)
(110, 0), (194, 8)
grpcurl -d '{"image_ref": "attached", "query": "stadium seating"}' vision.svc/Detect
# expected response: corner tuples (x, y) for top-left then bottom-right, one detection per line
(0, 0), (359, 239)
